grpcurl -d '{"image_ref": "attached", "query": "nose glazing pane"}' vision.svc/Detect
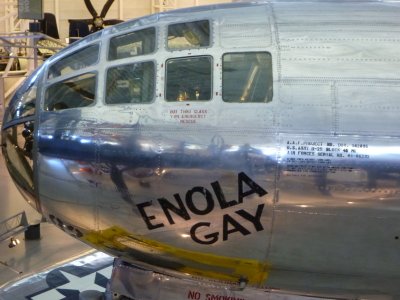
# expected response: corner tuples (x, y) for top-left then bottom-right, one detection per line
(1, 67), (41, 211)
(1, 121), (37, 209)
(3, 69), (39, 124)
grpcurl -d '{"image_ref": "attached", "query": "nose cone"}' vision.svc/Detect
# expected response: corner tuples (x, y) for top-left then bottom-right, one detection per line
(1, 68), (42, 212)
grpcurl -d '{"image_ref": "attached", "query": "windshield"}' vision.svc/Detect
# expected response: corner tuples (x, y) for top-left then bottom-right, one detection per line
(3, 68), (41, 124)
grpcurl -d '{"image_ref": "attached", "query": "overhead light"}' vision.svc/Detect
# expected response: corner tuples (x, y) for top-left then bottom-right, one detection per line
(297, 204), (309, 208)
(8, 237), (20, 248)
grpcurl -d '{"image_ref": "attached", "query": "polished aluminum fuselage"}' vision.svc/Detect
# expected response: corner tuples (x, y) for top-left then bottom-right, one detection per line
(3, 1), (400, 298)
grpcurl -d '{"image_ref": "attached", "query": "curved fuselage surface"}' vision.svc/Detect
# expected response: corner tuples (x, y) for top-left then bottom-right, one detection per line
(2, 1), (400, 297)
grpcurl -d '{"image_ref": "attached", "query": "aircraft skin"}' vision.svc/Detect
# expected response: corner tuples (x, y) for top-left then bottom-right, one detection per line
(2, 0), (400, 298)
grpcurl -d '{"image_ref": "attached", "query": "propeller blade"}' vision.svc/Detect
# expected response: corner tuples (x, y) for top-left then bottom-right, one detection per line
(100, 0), (116, 18)
(84, 0), (98, 18)
(104, 19), (123, 26)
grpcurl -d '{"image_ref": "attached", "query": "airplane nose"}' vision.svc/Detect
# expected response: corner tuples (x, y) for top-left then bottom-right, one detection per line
(1, 68), (42, 212)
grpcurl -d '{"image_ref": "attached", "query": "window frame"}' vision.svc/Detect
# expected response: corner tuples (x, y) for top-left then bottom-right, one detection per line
(104, 60), (157, 105)
(3, 67), (42, 125)
(167, 19), (212, 52)
(222, 51), (273, 103)
(107, 26), (157, 62)
(43, 71), (98, 111)
(47, 43), (100, 80)
(164, 55), (213, 102)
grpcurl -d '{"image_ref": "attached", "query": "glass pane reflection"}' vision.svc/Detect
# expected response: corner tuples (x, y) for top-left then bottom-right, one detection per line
(4, 69), (40, 124)
(222, 52), (273, 103)
(48, 44), (99, 79)
(168, 20), (210, 50)
(106, 62), (155, 104)
(1, 122), (36, 205)
(109, 27), (156, 61)
(45, 73), (96, 111)
(166, 56), (212, 101)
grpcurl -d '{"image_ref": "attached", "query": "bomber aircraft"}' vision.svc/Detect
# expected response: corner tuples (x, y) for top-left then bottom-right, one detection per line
(2, 1), (400, 299)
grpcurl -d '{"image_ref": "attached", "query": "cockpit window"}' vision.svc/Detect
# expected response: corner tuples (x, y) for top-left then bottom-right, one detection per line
(14, 85), (37, 118)
(2, 122), (36, 206)
(108, 27), (156, 61)
(47, 44), (99, 79)
(165, 56), (212, 102)
(44, 73), (96, 111)
(4, 68), (40, 123)
(222, 52), (273, 103)
(106, 61), (155, 104)
(168, 20), (210, 50)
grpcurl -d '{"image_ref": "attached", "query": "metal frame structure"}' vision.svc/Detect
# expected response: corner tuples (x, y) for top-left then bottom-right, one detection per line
(0, 31), (66, 125)
(0, 211), (28, 242)
(0, 0), (27, 34)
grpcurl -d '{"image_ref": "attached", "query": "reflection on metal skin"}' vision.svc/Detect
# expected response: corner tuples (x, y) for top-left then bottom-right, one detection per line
(3, 1), (400, 297)
(1, 122), (38, 211)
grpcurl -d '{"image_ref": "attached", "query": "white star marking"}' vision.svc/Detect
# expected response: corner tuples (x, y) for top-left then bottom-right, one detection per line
(31, 266), (112, 300)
